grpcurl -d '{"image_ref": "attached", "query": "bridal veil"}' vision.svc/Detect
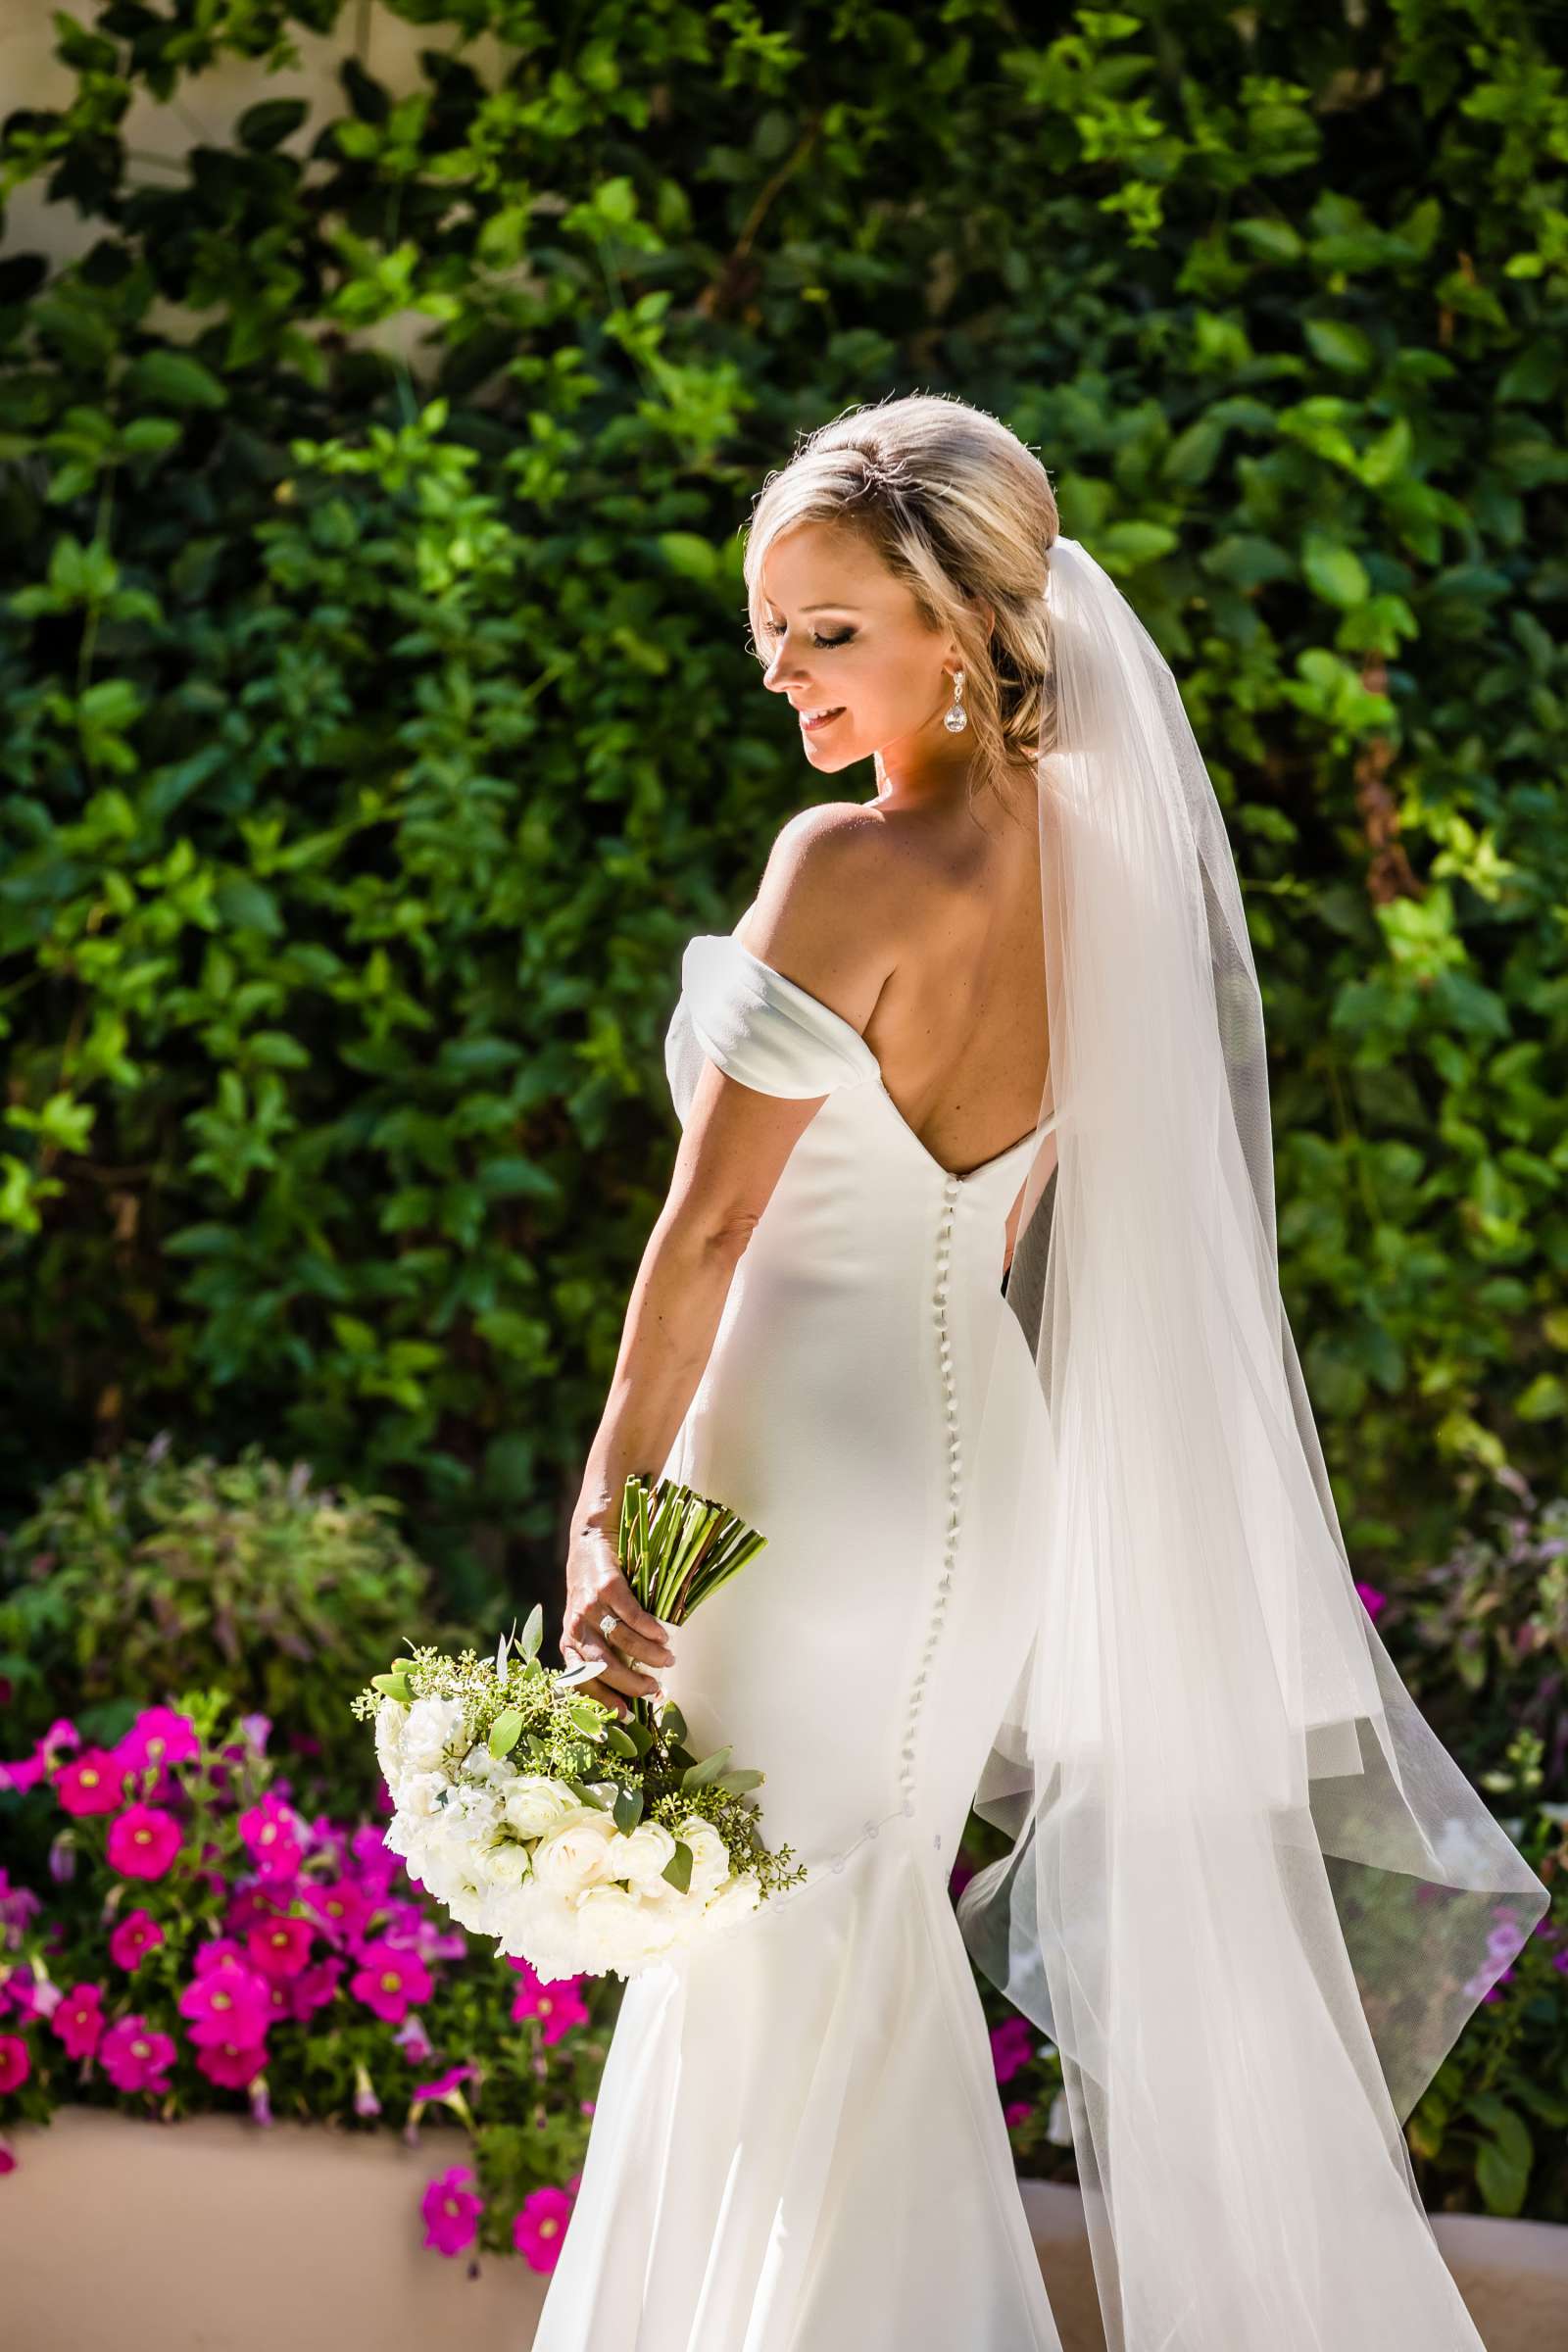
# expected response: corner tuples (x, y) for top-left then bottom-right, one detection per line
(956, 533), (1550, 2348)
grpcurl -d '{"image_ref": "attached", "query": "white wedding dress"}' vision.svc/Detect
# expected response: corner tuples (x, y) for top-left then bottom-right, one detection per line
(532, 916), (1067, 2350)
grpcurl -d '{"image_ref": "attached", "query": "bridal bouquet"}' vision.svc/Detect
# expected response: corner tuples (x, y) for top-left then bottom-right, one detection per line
(351, 1474), (806, 1982)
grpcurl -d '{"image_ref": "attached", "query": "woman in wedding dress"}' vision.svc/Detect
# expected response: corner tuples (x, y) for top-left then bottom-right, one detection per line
(533, 395), (1547, 2352)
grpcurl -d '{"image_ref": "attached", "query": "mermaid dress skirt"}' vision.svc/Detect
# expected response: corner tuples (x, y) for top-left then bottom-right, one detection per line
(531, 925), (1065, 2351)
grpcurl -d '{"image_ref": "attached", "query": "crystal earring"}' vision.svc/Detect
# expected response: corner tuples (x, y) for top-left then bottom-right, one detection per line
(943, 669), (968, 734)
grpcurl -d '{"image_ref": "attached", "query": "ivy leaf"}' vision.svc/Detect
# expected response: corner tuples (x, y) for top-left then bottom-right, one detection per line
(126, 352), (227, 412)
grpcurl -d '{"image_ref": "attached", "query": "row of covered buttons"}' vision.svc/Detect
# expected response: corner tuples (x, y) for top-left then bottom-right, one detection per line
(898, 1170), (963, 1804)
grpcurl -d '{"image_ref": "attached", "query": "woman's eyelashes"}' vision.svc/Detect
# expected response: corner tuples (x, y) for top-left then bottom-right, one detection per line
(760, 620), (856, 649)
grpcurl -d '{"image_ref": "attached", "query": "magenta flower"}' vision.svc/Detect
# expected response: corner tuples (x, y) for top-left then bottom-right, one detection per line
(246, 1914), (314, 1981)
(56, 1748), (129, 1818)
(412, 2061), (473, 2100)
(0, 1718), (81, 1793)
(108, 1911), (166, 1973)
(1354, 1581), (1388, 1621)
(509, 1960), (589, 2045)
(50, 1984), (105, 2059)
(237, 1794), (305, 1886)
(192, 1937), (248, 1978)
(193, 2035), (269, 2090)
(106, 1803), (182, 1881)
(100, 2015), (176, 2094)
(349, 1937), (432, 2024)
(286, 1955), (344, 2023)
(1004, 2099), (1034, 2128)
(0, 1749), (49, 1794)
(393, 2011), (434, 2067)
(990, 2016), (1035, 2085)
(422, 2163), (483, 2257)
(300, 1876), (371, 1947)
(514, 2183), (574, 2272)
(0, 2034), (30, 2092)
(178, 1961), (271, 2048)
(118, 1707), (200, 1783)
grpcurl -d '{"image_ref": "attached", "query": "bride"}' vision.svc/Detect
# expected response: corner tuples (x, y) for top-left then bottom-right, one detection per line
(535, 394), (1547, 2351)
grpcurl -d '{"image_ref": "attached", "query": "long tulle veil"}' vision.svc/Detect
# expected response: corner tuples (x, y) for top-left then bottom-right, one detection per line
(956, 533), (1549, 2348)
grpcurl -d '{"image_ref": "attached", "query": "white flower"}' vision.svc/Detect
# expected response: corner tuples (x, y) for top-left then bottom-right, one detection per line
(458, 1741), (512, 1788)
(398, 1770), (447, 1821)
(699, 1871), (762, 1936)
(572, 1883), (654, 1973)
(401, 1694), (469, 1775)
(480, 1841), (533, 1889)
(673, 1814), (731, 1901)
(373, 1699), (408, 1788)
(503, 1776), (579, 1839)
(531, 1806), (619, 1896)
(607, 1820), (677, 1891)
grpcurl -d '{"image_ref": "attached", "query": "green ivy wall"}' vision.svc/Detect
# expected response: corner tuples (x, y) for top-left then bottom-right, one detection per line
(1, 0), (1565, 1620)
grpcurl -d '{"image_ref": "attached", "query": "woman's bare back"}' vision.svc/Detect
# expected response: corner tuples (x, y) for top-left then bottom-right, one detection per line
(854, 786), (1050, 1178)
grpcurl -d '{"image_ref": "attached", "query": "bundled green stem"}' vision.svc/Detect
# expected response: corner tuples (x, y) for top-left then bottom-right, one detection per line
(617, 1474), (768, 1628)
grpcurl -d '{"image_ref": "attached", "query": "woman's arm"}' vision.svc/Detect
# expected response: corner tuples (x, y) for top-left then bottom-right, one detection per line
(564, 812), (895, 1714)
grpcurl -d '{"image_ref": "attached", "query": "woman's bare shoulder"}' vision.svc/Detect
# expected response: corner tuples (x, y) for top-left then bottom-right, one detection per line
(732, 803), (906, 1031)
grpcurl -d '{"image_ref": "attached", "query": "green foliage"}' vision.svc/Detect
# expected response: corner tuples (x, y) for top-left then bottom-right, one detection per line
(1, 0), (1566, 1614)
(0, 1437), (455, 1806)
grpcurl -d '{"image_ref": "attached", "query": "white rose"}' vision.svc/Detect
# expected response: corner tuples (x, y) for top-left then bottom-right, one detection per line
(503, 1776), (579, 1838)
(608, 1820), (677, 1891)
(673, 1814), (731, 1900)
(699, 1871), (762, 1936)
(401, 1694), (469, 1775)
(480, 1841), (533, 1889)
(531, 1806), (618, 1896)
(573, 1883), (652, 1974)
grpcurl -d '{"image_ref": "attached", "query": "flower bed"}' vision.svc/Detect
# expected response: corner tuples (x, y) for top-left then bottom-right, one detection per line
(0, 1691), (614, 2269)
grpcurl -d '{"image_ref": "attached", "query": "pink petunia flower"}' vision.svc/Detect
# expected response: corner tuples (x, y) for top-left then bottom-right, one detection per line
(106, 1804), (182, 1881)
(1004, 2099), (1034, 2128)
(108, 1911), (166, 1973)
(0, 2034), (30, 2092)
(237, 1794), (305, 1886)
(0, 1720), (82, 1795)
(299, 1876), (371, 1947)
(349, 1938), (432, 2024)
(50, 1984), (105, 2059)
(193, 2035), (269, 2089)
(422, 2163), (483, 2257)
(286, 1955), (344, 2023)
(509, 1960), (589, 2046)
(178, 1962), (271, 2048)
(990, 2016), (1035, 2085)
(514, 2183), (574, 2272)
(246, 1915), (314, 1981)
(192, 1937), (247, 1978)
(100, 2015), (176, 2094)
(56, 1748), (129, 1818)
(1354, 1581), (1388, 1620)
(393, 2011), (434, 2067)
(118, 1707), (200, 1787)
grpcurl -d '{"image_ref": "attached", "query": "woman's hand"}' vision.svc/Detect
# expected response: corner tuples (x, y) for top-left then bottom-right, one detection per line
(561, 1528), (676, 1723)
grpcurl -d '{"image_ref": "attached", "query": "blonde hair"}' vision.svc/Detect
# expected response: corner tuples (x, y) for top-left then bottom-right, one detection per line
(742, 392), (1060, 808)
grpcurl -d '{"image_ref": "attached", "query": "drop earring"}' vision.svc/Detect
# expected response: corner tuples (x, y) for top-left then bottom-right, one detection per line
(943, 669), (968, 734)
